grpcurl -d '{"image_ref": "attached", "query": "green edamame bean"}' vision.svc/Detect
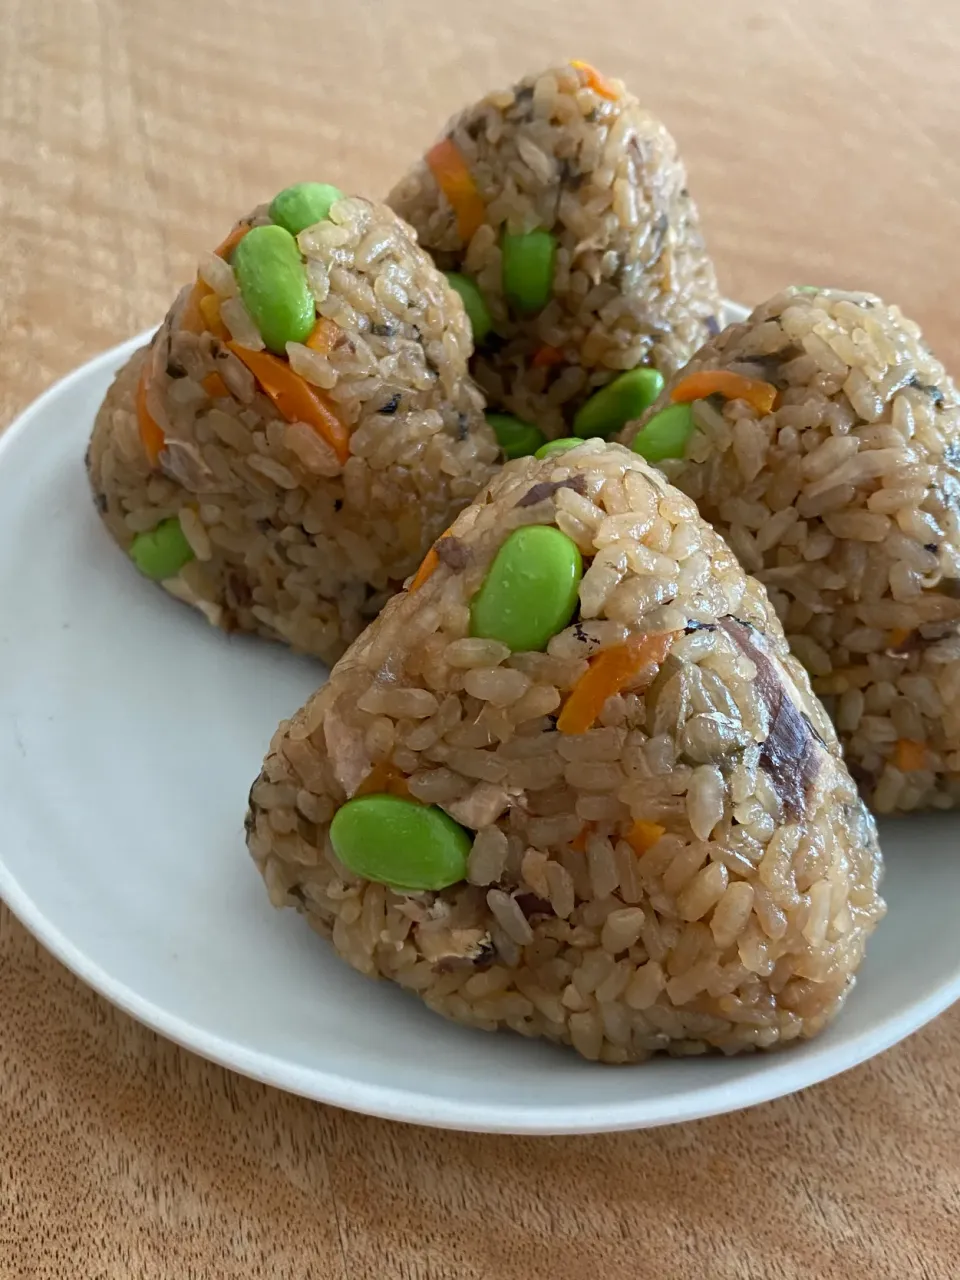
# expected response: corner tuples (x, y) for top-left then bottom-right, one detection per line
(232, 224), (316, 354)
(445, 272), (492, 344)
(486, 412), (544, 459)
(129, 517), (195, 581)
(501, 229), (557, 314)
(572, 368), (665, 439)
(533, 437), (583, 459)
(470, 525), (582, 652)
(631, 402), (695, 463)
(329, 794), (471, 891)
(269, 182), (344, 236)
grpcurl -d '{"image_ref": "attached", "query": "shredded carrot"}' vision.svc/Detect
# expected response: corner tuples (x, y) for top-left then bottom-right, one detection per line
(199, 292), (228, 339)
(306, 317), (341, 355)
(557, 631), (678, 735)
(625, 820), (666, 856)
(201, 372), (230, 398)
(895, 739), (929, 772)
(354, 761), (410, 799)
(214, 222), (250, 260)
(226, 342), (350, 464)
(570, 825), (591, 853)
(671, 370), (777, 415)
(531, 344), (565, 369)
(570, 60), (618, 101)
(408, 546), (439, 593)
(180, 278), (212, 334)
(888, 627), (912, 648)
(425, 138), (486, 244)
(136, 361), (165, 467)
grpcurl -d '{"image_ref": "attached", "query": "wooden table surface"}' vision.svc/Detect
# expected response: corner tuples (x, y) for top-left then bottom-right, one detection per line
(2, 1), (959, 1275)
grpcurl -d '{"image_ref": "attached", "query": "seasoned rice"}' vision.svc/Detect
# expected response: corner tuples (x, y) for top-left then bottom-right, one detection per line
(623, 286), (960, 813)
(87, 195), (499, 664)
(247, 440), (885, 1062)
(388, 62), (722, 438)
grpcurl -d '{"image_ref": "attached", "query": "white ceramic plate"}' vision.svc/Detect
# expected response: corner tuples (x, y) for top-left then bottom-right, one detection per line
(1, 317), (959, 1136)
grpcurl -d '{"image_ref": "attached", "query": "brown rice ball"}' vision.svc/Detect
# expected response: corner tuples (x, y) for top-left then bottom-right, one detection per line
(622, 286), (960, 814)
(247, 440), (884, 1063)
(87, 191), (498, 665)
(387, 61), (722, 439)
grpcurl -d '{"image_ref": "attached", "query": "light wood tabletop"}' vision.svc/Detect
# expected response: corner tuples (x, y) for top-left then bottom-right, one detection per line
(2, 1), (960, 1275)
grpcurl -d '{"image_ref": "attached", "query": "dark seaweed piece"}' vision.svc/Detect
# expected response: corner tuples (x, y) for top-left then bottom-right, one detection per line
(925, 543), (939, 553)
(436, 536), (470, 571)
(908, 375), (946, 407)
(558, 159), (585, 191)
(378, 393), (401, 415)
(516, 475), (588, 508)
(370, 322), (398, 338)
(705, 316), (721, 337)
(165, 359), (187, 379)
(943, 440), (960, 469)
(333, 498), (343, 513)
(244, 778), (262, 837)
(684, 620), (717, 633)
(433, 933), (497, 973)
(573, 621), (590, 644)
(719, 617), (824, 819)
(846, 761), (878, 797)
(225, 571), (252, 610)
(647, 212), (669, 261)
(514, 892), (554, 920)
(456, 412), (469, 441)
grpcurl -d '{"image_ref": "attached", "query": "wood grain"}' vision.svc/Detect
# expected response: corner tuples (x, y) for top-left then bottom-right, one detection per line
(2, 1), (960, 1274)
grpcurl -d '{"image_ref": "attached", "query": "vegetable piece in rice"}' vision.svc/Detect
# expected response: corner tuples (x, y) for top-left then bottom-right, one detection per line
(247, 440), (885, 1063)
(387, 61), (723, 442)
(623, 286), (960, 814)
(86, 189), (498, 664)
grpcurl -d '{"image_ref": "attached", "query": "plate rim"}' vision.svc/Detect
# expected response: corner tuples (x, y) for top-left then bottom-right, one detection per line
(2, 315), (960, 1136)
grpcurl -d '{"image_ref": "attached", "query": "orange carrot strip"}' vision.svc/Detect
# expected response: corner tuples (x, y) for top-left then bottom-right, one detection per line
(557, 631), (677, 735)
(201, 372), (230, 398)
(425, 138), (486, 244)
(199, 292), (228, 339)
(895, 739), (929, 772)
(226, 342), (351, 464)
(570, 825), (591, 853)
(531, 344), (565, 369)
(408, 546), (440, 593)
(214, 222), (250, 260)
(180, 278), (212, 335)
(671, 370), (777, 415)
(354, 761), (410, 799)
(306, 317), (341, 354)
(136, 360), (165, 467)
(625, 820), (665, 856)
(570, 60), (618, 101)
(888, 627), (912, 648)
